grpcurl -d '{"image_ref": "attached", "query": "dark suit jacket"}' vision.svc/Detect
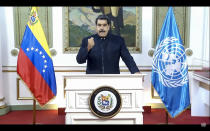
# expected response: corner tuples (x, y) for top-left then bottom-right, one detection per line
(76, 33), (139, 74)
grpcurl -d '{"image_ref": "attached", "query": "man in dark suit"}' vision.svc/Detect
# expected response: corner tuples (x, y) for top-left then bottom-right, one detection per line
(76, 15), (140, 74)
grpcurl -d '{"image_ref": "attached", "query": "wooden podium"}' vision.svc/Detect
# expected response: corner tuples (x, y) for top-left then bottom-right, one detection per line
(64, 74), (146, 124)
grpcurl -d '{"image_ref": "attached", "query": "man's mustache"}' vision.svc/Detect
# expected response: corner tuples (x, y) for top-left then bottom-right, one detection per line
(99, 30), (105, 33)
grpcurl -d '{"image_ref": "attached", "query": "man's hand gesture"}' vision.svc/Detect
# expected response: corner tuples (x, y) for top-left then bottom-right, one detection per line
(87, 37), (95, 52)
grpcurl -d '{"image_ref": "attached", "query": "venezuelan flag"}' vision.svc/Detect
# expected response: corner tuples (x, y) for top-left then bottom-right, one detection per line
(17, 7), (57, 106)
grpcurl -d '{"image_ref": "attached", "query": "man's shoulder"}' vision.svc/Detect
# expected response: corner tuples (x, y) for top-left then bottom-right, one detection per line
(110, 34), (124, 40)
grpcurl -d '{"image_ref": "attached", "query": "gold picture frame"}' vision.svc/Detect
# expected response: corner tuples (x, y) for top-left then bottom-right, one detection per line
(13, 7), (53, 49)
(63, 6), (142, 54)
(151, 85), (160, 99)
(17, 78), (33, 100)
(152, 7), (190, 49)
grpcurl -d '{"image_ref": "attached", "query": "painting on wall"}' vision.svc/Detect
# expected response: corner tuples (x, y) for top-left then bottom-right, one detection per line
(63, 6), (142, 53)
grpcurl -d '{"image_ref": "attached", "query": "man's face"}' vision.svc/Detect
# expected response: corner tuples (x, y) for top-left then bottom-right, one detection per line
(96, 19), (110, 37)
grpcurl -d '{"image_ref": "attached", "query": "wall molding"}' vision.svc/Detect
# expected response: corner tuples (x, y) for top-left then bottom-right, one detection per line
(2, 65), (202, 72)
(0, 97), (5, 102)
(17, 78), (33, 100)
(0, 106), (10, 116)
(9, 104), (58, 111)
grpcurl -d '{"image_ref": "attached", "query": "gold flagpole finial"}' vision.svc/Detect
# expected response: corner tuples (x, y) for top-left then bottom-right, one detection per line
(31, 6), (39, 11)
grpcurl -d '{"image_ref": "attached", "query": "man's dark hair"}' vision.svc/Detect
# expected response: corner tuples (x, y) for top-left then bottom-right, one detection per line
(95, 15), (111, 25)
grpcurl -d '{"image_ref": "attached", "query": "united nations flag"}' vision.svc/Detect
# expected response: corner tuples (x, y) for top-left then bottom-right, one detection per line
(151, 7), (190, 118)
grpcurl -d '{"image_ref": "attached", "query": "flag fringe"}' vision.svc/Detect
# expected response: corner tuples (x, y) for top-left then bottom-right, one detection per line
(164, 104), (191, 118)
(152, 83), (191, 118)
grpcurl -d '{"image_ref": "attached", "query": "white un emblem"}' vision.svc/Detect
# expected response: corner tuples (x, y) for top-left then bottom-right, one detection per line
(152, 37), (189, 88)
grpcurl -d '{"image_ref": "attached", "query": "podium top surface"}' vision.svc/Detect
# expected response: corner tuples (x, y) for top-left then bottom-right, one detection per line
(64, 74), (147, 78)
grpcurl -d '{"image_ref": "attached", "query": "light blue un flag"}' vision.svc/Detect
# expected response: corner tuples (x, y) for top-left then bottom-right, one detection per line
(151, 7), (190, 118)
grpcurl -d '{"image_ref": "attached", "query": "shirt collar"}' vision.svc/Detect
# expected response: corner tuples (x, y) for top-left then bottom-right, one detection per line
(95, 32), (111, 40)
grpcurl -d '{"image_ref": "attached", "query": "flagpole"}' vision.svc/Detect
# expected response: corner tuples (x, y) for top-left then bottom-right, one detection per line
(33, 98), (36, 125)
(165, 110), (168, 124)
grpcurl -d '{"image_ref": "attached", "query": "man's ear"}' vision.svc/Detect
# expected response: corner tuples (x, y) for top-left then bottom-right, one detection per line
(108, 24), (111, 30)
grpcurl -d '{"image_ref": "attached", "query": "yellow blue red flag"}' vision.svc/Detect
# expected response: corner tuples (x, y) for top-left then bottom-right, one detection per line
(17, 7), (57, 106)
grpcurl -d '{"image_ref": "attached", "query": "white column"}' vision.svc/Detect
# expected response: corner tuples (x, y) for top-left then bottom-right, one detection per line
(0, 7), (6, 109)
(202, 7), (209, 62)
